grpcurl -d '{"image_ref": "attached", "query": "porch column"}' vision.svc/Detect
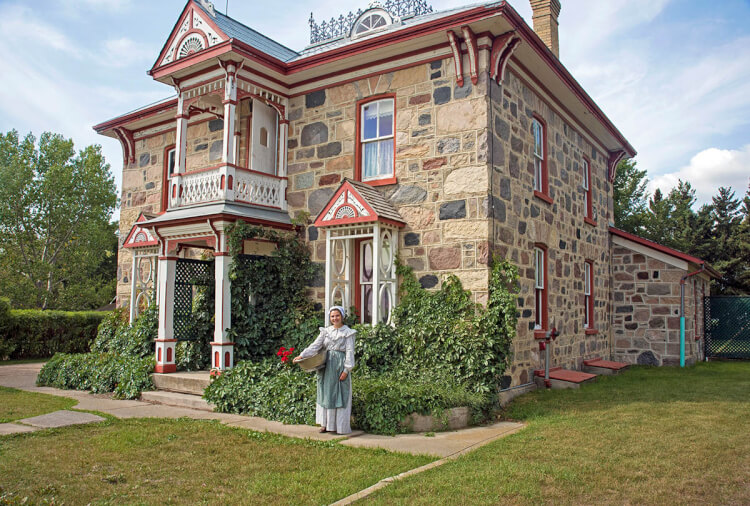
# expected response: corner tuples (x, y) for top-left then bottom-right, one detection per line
(278, 119), (289, 211)
(212, 232), (234, 370)
(221, 63), (238, 202)
(372, 222), (381, 325)
(170, 94), (188, 209)
(129, 252), (138, 323)
(324, 230), (332, 318)
(155, 255), (177, 373)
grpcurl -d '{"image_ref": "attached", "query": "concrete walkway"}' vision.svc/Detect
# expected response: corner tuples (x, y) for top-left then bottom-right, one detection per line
(0, 363), (524, 457)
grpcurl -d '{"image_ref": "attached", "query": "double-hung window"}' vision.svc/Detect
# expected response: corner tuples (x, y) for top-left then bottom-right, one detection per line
(359, 98), (395, 184)
(584, 261), (593, 329)
(161, 146), (176, 211)
(534, 246), (547, 332)
(532, 117), (546, 195)
(582, 157), (593, 222)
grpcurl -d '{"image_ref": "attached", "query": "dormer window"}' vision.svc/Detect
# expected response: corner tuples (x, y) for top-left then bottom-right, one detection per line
(351, 9), (393, 39)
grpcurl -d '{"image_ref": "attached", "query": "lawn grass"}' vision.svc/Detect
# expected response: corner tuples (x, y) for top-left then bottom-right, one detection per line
(0, 417), (434, 505)
(0, 385), (75, 423)
(365, 361), (750, 505)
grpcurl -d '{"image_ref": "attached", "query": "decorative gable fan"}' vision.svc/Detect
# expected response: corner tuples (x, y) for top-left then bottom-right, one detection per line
(351, 8), (393, 39)
(178, 35), (205, 59)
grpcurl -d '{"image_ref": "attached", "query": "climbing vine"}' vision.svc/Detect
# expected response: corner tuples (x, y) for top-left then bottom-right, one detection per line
(225, 221), (322, 361)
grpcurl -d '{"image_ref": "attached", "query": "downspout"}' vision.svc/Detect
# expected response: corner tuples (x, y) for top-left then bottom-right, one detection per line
(680, 264), (706, 367)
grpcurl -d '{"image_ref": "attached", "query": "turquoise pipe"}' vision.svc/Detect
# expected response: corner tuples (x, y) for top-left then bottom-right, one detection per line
(680, 316), (685, 367)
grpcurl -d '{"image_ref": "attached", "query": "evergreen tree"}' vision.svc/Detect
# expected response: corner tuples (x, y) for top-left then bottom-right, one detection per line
(708, 187), (743, 294)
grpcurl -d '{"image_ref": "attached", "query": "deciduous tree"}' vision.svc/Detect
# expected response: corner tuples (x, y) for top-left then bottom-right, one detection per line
(0, 130), (118, 309)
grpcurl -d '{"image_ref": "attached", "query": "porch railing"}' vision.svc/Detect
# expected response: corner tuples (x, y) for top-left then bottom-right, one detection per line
(172, 165), (287, 210)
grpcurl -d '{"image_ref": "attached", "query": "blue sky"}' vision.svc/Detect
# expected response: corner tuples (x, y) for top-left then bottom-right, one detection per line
(1, 0), (748, 218)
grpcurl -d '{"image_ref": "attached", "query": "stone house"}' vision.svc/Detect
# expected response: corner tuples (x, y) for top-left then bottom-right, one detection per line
(94, 0), (715, 384)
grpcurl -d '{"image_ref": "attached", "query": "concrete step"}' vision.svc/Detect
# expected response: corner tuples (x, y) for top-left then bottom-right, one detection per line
(534, 367), (598, 389)
(140, 390), (215, 412)
(151, 371), (211, 395)
(582, 358), (630, 376)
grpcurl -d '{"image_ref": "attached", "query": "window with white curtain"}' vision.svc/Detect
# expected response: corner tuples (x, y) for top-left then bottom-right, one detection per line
(360, 98), (394, 182)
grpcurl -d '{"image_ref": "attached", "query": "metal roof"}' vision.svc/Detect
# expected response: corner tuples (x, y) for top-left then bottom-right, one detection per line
(195, 1), (299, 62)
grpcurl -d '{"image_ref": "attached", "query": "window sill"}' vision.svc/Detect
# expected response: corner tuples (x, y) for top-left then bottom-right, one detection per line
(363, 176), (398, 187)
(533, 191), (553, 205)
(534, 329), (549, 340)
(584, 328), (598, 335)
(584, 216), (597, 226)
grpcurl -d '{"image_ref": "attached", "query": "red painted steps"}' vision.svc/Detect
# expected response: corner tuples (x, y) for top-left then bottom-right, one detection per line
(582, 358), (629, 376)
(533, 367), (597, 389)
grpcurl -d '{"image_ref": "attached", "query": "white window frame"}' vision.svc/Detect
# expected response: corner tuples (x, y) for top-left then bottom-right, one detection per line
(360, 98), (395, 182)
(534, 247), (545, 330)
(582, 159), (590, 216)
(167, 147), (176, 176)
(532, 118), (544, 193)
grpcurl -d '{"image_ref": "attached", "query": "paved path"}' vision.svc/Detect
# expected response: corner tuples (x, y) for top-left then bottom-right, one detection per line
(0, 363), (524, 457)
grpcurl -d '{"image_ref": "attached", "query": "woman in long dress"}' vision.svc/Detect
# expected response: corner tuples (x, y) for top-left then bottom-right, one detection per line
(293, 306), (355, 434)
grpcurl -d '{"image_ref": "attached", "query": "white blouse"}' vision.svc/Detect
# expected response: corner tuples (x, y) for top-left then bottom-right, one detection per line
(299, 325), (356, 373)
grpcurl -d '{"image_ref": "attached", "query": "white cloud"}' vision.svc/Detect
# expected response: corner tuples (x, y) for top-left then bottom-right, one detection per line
(649, 145), (750, 205)
(101, 37), (153, 68)
(0, 5), (83, 57)
(61, 0), (132, 12)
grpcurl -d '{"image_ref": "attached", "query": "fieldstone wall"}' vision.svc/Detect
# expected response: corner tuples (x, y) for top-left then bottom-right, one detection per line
(488, 71), (612, 386)
(612, 244), (709, 366)
(286, 58), (492, 305)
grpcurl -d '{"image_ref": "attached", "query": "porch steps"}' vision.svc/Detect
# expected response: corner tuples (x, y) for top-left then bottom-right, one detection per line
(141, 371), (214, 412)
(582, 358), (629, 376)
(151, 371), (211, 395)
(533, 367), (597, 389)
(140, 390), (215, 412)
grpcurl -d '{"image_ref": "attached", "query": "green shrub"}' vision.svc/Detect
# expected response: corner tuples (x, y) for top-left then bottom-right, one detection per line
(36, 352), (154, 399)
(353, 370), (487, 435)
(204, 358), (317, 425)
(0, 297), (15, 359)
(37, 305), (158, 399)
(5, 309), (105, 359)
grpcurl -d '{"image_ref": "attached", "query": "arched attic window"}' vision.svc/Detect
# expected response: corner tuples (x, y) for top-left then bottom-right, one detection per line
(351, 8), (393, 39)
(178, 35), (205, 59)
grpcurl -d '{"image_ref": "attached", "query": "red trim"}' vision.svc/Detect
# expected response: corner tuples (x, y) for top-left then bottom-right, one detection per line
(155, 339), (178, 343)
(584, 260), (594, 331)
(366, 176), (398, 187)
(123, 212), (160, 249)
(151, 3), (196, 71)
(355, 94), (397, 184)
(235, 165), (287, 181)
(532, 113), (550, 199)
(584, 217), (597, 227)
(461, 25), (478, 85)
(534, 329), (548, 340)
(210, 342), (236, 346)
(154, 363), (177, 373)
(152, 212), (295, 231)
(608, 150), (627, 183)
(162, 144), (176, 212)
(173, 28), (210, 61)
(582, 155), (593, 220)
(534, 243), (548, 333)
(534, 191), (553, 205)
(584, 328), (598, 335)
(609, 227), (720, 277)
(447, 30), (464, 87)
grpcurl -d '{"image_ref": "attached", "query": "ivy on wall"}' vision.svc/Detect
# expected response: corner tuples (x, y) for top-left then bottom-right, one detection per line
(225, 222), (322, 361)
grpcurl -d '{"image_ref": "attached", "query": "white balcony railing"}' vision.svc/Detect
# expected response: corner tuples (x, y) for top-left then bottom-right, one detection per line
(173, 165), (286, 210)
(235, 169), (284, 208)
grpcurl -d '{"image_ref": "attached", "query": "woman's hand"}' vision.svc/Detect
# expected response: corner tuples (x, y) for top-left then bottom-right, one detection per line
(339, 371), (348, 381)
(292, 356), (302, 363)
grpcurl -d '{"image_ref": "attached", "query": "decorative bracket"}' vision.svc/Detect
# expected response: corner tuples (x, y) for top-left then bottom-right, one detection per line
(608, 149), (627, 182)
(446, 30), (464, 87)
(460, 26), (478, 85)
(113, 127), (135, 167)
(490, 31), (521, 84)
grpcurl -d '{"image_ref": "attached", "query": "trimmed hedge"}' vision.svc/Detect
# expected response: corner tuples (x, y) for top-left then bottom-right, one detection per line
(2, 309), (104, 359)
(0, 298), (13, 359)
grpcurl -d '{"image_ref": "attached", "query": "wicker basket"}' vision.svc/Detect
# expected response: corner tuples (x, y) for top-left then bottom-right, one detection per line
(296, 350), (326, 372)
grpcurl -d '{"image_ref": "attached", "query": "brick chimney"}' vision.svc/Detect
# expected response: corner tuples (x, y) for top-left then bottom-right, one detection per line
(530, 0), (561, 58)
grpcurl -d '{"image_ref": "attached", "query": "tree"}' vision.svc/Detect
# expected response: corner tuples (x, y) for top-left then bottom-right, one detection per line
(0, 130), (118, 309)
(706, 187), (744, 294)
(613, 158), (649, 234)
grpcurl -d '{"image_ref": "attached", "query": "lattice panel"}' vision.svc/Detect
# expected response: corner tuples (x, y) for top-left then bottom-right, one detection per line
(705, 296), (750, 359)
(174, 259), (214, 342)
